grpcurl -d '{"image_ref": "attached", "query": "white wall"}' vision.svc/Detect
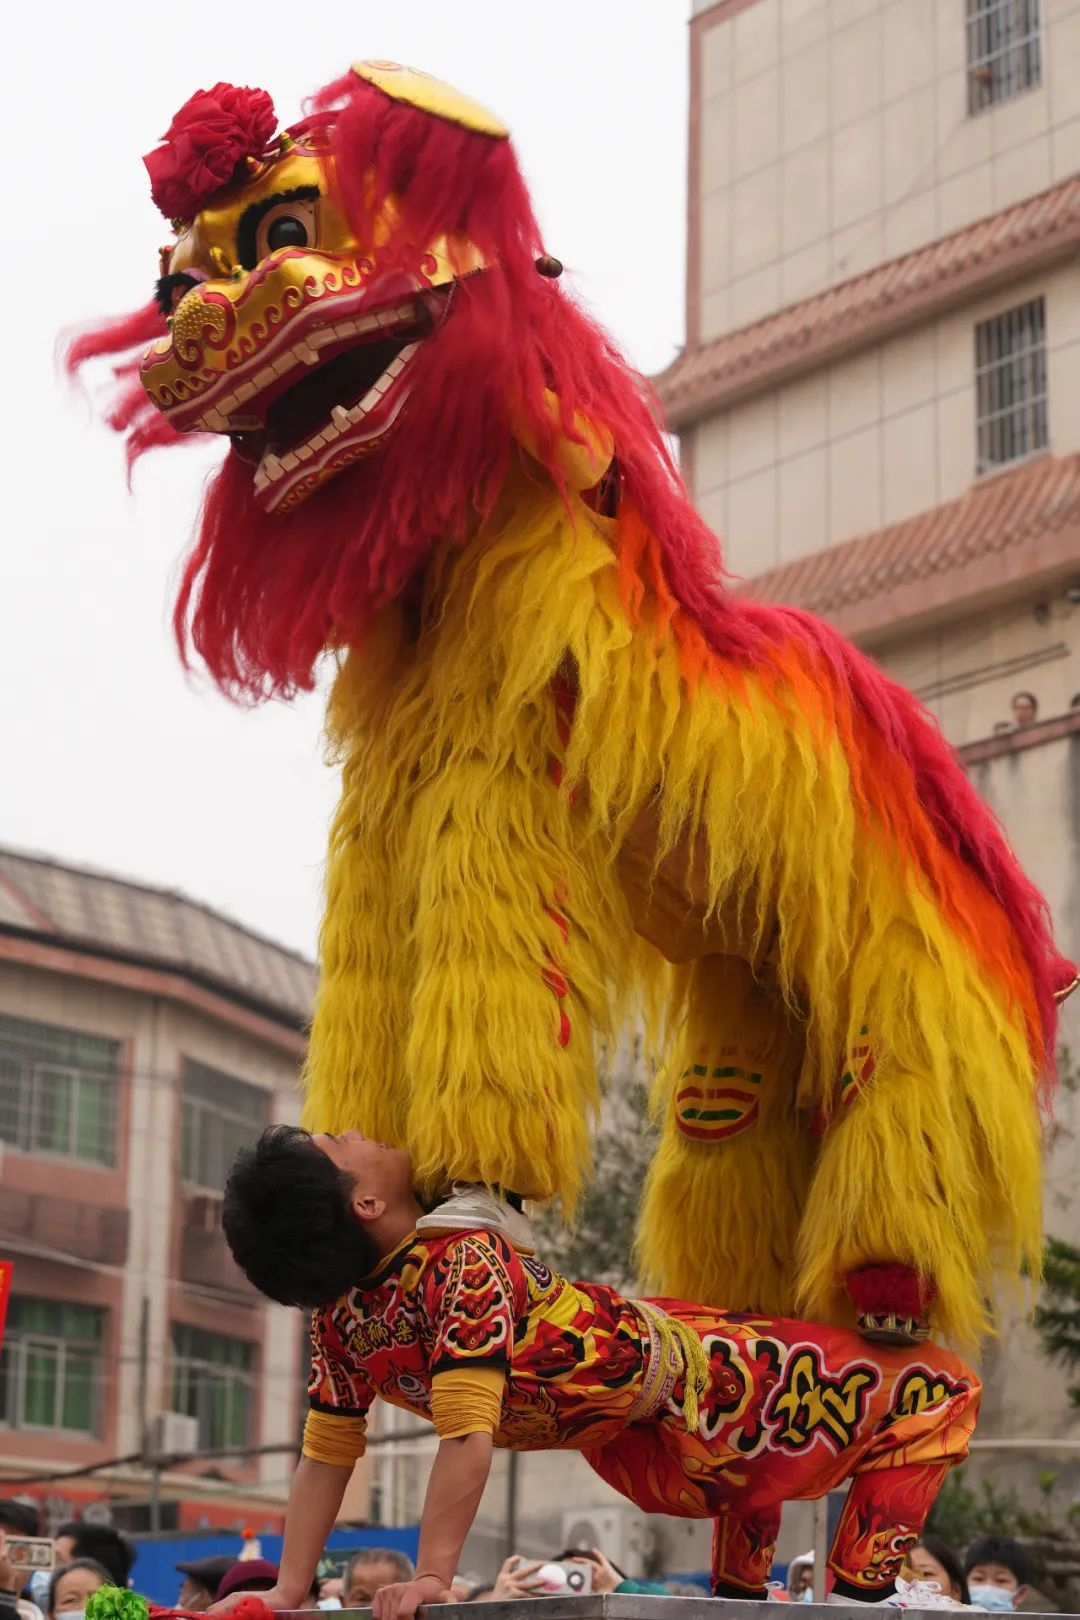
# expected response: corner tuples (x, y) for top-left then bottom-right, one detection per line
(697, 0), (1080, 340)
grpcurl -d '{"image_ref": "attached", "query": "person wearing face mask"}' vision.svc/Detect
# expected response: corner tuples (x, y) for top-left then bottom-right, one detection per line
(47, 1559), (110, 1620)
(964, 1536), (1030, 1613)
(173, 1559), (235, 1615)
(910, 1536), (970, 1605)
(786, 1552), (815, 1603)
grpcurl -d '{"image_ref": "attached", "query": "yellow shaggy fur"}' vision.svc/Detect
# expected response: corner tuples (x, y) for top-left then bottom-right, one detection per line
(303, 470), (1042, 1347)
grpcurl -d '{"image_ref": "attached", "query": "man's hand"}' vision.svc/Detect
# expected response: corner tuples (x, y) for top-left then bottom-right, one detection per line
(0, 1529), (23, 1594)
(371, 1574), (449, 1620)
(210, 1584), (300, 1614)
(568, 1549), (622, 1595)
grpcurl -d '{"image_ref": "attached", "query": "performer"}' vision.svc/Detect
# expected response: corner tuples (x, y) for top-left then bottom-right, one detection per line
(70, 61), (1077, 1349)
(220, 1125), (979, 1615)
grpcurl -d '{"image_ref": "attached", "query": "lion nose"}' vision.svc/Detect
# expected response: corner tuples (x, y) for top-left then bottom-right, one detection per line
(170, 286), (229, 355)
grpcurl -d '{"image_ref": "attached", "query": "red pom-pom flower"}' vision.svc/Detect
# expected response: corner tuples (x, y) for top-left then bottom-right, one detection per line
(144, 83), (277, 222)
(846, 1263), (936, 1320)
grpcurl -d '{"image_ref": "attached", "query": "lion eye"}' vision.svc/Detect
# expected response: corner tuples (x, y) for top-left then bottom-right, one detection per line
(266, 215), (309, 252)
(238, 187), (320, 269)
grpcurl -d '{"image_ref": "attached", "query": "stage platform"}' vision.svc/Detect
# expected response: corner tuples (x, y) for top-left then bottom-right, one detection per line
(329, 1597), (1068, 1619)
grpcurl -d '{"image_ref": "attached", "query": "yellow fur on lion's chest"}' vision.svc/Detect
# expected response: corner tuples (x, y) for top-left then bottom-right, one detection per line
(304, 483), (639, 1205)
(302, 474), (1043, 1348)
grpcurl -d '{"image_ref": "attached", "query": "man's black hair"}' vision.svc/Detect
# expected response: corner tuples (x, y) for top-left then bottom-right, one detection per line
(345, 1549), (416, 1586)
(556, 1548), (628, 1580)
(964, 1535), (1030, 1588)
(0, 1500), (40, 1536)
(223, 1124), (377, 1308)
(56, 1525), (135, 1588)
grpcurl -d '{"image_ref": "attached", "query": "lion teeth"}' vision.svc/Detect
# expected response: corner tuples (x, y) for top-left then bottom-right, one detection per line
(253, 335), (422, 488)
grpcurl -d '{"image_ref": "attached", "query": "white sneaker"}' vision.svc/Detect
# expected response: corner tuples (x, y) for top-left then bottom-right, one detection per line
(827, 1577), (972, 1609)
(415, 1184), (536, 1253)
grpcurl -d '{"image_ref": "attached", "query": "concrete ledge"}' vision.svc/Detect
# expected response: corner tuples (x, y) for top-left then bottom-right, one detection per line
(311, 1599), (1070, 1619)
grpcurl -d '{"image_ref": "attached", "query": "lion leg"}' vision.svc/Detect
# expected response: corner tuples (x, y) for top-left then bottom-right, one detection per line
(637, 952), (814, 1312)
(795, 1045), (1043, 1348)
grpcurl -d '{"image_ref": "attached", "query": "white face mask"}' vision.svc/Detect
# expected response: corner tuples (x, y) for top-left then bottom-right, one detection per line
(968, 1586), (1016, 1612)
(54, 1610), (86, 1620)
(27, 1574), (51, 1608)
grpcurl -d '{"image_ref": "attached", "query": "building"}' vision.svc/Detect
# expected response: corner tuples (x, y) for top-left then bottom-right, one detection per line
(0, 846), (363, 1532)
(655, 0), (1080, 1464)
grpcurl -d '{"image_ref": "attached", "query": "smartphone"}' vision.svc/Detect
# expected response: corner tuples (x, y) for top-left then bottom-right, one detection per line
(533, 1561), (593, 1595)
(4, 1538), (54, 1572)
(560, 1563), (593, 1595)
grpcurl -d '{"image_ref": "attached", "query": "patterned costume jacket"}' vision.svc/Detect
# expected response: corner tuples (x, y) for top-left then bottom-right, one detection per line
(305, 1228), (652, 1457)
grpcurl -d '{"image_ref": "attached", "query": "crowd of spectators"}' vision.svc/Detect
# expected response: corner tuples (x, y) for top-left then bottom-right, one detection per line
(780, 1532), (1033, 1609)
(0, 1496), (1053, 1614)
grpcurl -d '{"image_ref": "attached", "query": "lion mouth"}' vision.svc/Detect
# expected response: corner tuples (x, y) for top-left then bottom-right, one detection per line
(222, 291), (439, 509)
(260, 335), (413, 450)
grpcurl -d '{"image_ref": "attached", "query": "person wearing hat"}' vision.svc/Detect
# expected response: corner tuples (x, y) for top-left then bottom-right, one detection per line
(174, 1559), (236, 1613)
(216, 1562), (319, 1610)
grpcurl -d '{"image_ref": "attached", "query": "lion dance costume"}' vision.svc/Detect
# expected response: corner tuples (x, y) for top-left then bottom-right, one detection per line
(73, 62), (1076, 1352)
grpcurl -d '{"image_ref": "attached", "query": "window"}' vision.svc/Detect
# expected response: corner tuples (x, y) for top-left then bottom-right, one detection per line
(975, 298), (1048, 473)
(0, 1015), (120, 1166)
(966, 0), (1041, 113)
(171, 1324), (255, 1449)
(180, 1060), (269, 1190)
(0, 1298), (105, 1433)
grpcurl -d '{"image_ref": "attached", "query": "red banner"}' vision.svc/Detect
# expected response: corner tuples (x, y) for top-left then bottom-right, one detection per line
(0, 1260), (11, 1352)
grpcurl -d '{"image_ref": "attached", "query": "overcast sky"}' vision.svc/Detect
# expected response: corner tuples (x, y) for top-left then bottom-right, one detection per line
(1, 2), (688, 959)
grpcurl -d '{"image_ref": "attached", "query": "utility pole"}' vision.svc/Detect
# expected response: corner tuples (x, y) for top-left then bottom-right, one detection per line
(505, 1451), (519, 1561)
(136, 1298), (162, 1534)
(136, 1298), (149, 1455)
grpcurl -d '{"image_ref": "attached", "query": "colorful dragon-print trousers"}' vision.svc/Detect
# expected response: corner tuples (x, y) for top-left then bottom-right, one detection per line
(583, 1307), (979, 1599)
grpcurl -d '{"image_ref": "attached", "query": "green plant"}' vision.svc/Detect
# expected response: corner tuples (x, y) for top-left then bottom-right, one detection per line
(1034, 1236), (1080, 1407)
(534, 1055), (656, 1291)
(928, 1468), (1080, 1609)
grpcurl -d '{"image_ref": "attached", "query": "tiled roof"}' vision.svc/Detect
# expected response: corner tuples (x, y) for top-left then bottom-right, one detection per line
(656, 177), (1080, 426)
(743, 451), (1080, 629)
(0, 847), (316, 1025)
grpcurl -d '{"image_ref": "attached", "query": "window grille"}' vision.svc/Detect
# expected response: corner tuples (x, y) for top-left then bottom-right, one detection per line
(0, 1298), (105, 1433)
(975, 297), (1048, 474)
(966, 0), (1041, 113)
(180, 1060), (269, 1191)
(171, 1323), (255, 1449)
(0, 1015), (120, 1166)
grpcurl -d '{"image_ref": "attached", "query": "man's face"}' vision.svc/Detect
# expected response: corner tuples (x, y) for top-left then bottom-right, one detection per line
(53, 1537), (76, 1568)
(313, 1130), (413, 1210)
(968, 1560), (1025, 1599)
(177, 1578), (213, 1612)
(344, 1560), (404, 1606)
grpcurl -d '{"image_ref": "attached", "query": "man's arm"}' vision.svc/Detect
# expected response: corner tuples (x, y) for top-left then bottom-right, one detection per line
(213, 1455), (354, 1613)
(372, 1432), (494, 1620)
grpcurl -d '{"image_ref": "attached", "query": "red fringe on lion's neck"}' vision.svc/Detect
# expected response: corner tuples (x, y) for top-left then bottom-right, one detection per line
(65, 68), (1066, 1063)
